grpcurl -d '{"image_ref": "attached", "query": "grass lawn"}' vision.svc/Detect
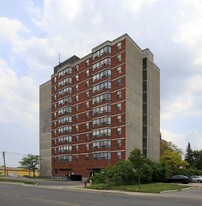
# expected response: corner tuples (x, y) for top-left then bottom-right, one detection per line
(87, 182), (192, 193)
(0, 177), (36, 185)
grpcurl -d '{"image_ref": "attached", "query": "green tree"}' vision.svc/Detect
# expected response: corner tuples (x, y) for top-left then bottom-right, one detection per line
(19, 154), (40, 177)
(193, 150), (202, 170)
(128, 148), (146, 189)
(160, 141), (189, 175)
(185, 142), (194, 168)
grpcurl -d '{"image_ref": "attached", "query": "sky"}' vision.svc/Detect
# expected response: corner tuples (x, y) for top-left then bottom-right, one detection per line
(0, 0), (202, 167)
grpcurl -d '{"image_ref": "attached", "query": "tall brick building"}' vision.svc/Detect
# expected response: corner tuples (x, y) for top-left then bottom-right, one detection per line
(39, 34), (160, 179)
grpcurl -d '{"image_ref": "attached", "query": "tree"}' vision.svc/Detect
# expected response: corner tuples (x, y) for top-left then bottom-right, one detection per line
(192, 150), (202, 170)
(185, 142), (194, 168)
(19, 154), (40, 177)
(128, 148), (146, 189)
(160, 141), (189, 175)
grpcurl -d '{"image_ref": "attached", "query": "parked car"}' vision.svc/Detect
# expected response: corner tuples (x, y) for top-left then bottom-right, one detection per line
(191, 176), (202, 183)
(164, 175), (190, 184)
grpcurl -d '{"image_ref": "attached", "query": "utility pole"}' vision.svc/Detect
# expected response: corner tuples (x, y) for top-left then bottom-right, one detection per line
(2, 151), (7, 176)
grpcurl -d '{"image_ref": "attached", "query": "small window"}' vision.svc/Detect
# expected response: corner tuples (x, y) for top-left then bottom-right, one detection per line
(86, 112), (89, 119)
(86, 80), (89, 87)
(86, 101), (89, 108)
(117, 54), (121, 62)
(117, 127), (121, 135)
(117, 151), (121, 159)
(75, 84), (79, 92)
(117, 42), (122, 50)
(76, 135), (79, 142)
(86, 59), (89, 66)
(76, 125), (79, 132)
(117, 115), (121, 123)
(76, 75), (79, 81)
(75, 154), (79, 160)
(86, 70), (89, 76)
(75, 65), (79, 72)
(117, 91), (121, 99)
(86, 91), (89, 97)
(75, 95), (79, 102)
(86, 123), (89, 130)
(75, 105), (79, 112)
(86, 154), (89, 160)
(117, 139), (121, 147)
(86, 143), (89, 150)
(117, 103), (121, 111)
(54, 77), (57, 82)
(117, 66), (121, 74)
(86, 133), (89, 141)
(117, 78), (122, 86)
(75, 115), (78, 122)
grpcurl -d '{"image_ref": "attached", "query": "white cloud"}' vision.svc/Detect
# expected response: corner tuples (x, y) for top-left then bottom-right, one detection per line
(123, 0), (157, 11)
(161, 74), (202, 120)
(0, 59), (38, 127)
(0, 17), (29, 44)
(161, 128), (202, 152)
(172, 0), (202, 66)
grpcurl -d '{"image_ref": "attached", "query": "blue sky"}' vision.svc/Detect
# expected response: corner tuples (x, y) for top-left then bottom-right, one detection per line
(1, 0), (202, 167)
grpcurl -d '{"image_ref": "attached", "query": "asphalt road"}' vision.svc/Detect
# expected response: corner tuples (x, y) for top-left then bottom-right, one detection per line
(0, 183), (202, 206)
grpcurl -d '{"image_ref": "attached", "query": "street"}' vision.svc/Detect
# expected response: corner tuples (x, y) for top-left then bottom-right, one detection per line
(0, 182), (202, 206)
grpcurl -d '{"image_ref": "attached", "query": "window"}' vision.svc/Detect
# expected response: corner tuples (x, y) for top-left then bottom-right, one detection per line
(75, 65), (79, 72)
(75, 95), (78, 102)
(75, 154), (78, 160)
(117, 152), (121, 159)
(86, 143), (89, 151)
(117, 127), (121, 135)
(117, 91), (121, 98)
(117, 42), (122, 50)
(86, 112), (89, 119)
(117, 78), (122, 86)
(75, 105), (79, 112)
(75, 84), (79, 92)
(86, 122), (89, 130)
(86, 70), (89, 76)
(86, 91), (89, 97)
(76, 75), (79, 81)
(117, 103), (121, 111)
(86, 133), (89, 141)
(76, 145), (79, 152)
(76, 125), (79, 132)
(54, 86), (56, 91)
(75, 135), (79, 142)
(86, 59), (89, 66)
(75, 115), (78, 122)
(117, 139), (121, 147)
(86, 154), (89, 160)
(117, 54), (121, 62)
(86, 80), (89, 87)
(54, 77), (57, 82)
(117, 66), (121, 74)
(86, 101), (89, 108)
(117, 115), (121, 123)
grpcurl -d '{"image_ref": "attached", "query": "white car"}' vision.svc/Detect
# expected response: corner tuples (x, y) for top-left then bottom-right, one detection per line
(191, 176), (202, 183)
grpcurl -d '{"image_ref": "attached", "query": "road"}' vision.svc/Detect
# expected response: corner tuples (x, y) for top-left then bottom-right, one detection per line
(0, 182), (202, 206)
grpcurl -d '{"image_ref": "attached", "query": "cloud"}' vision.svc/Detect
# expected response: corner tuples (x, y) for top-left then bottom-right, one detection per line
(161, 128), (202, 152)
(0, 59), (38, 127)
(0, 17), (29, 44)
(161, 74), (202, 120)
(123, 0), (157, 11)
(172, 0), (202, 67)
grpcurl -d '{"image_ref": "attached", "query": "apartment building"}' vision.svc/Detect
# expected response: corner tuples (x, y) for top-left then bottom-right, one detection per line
(39, 34), (160, 179)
